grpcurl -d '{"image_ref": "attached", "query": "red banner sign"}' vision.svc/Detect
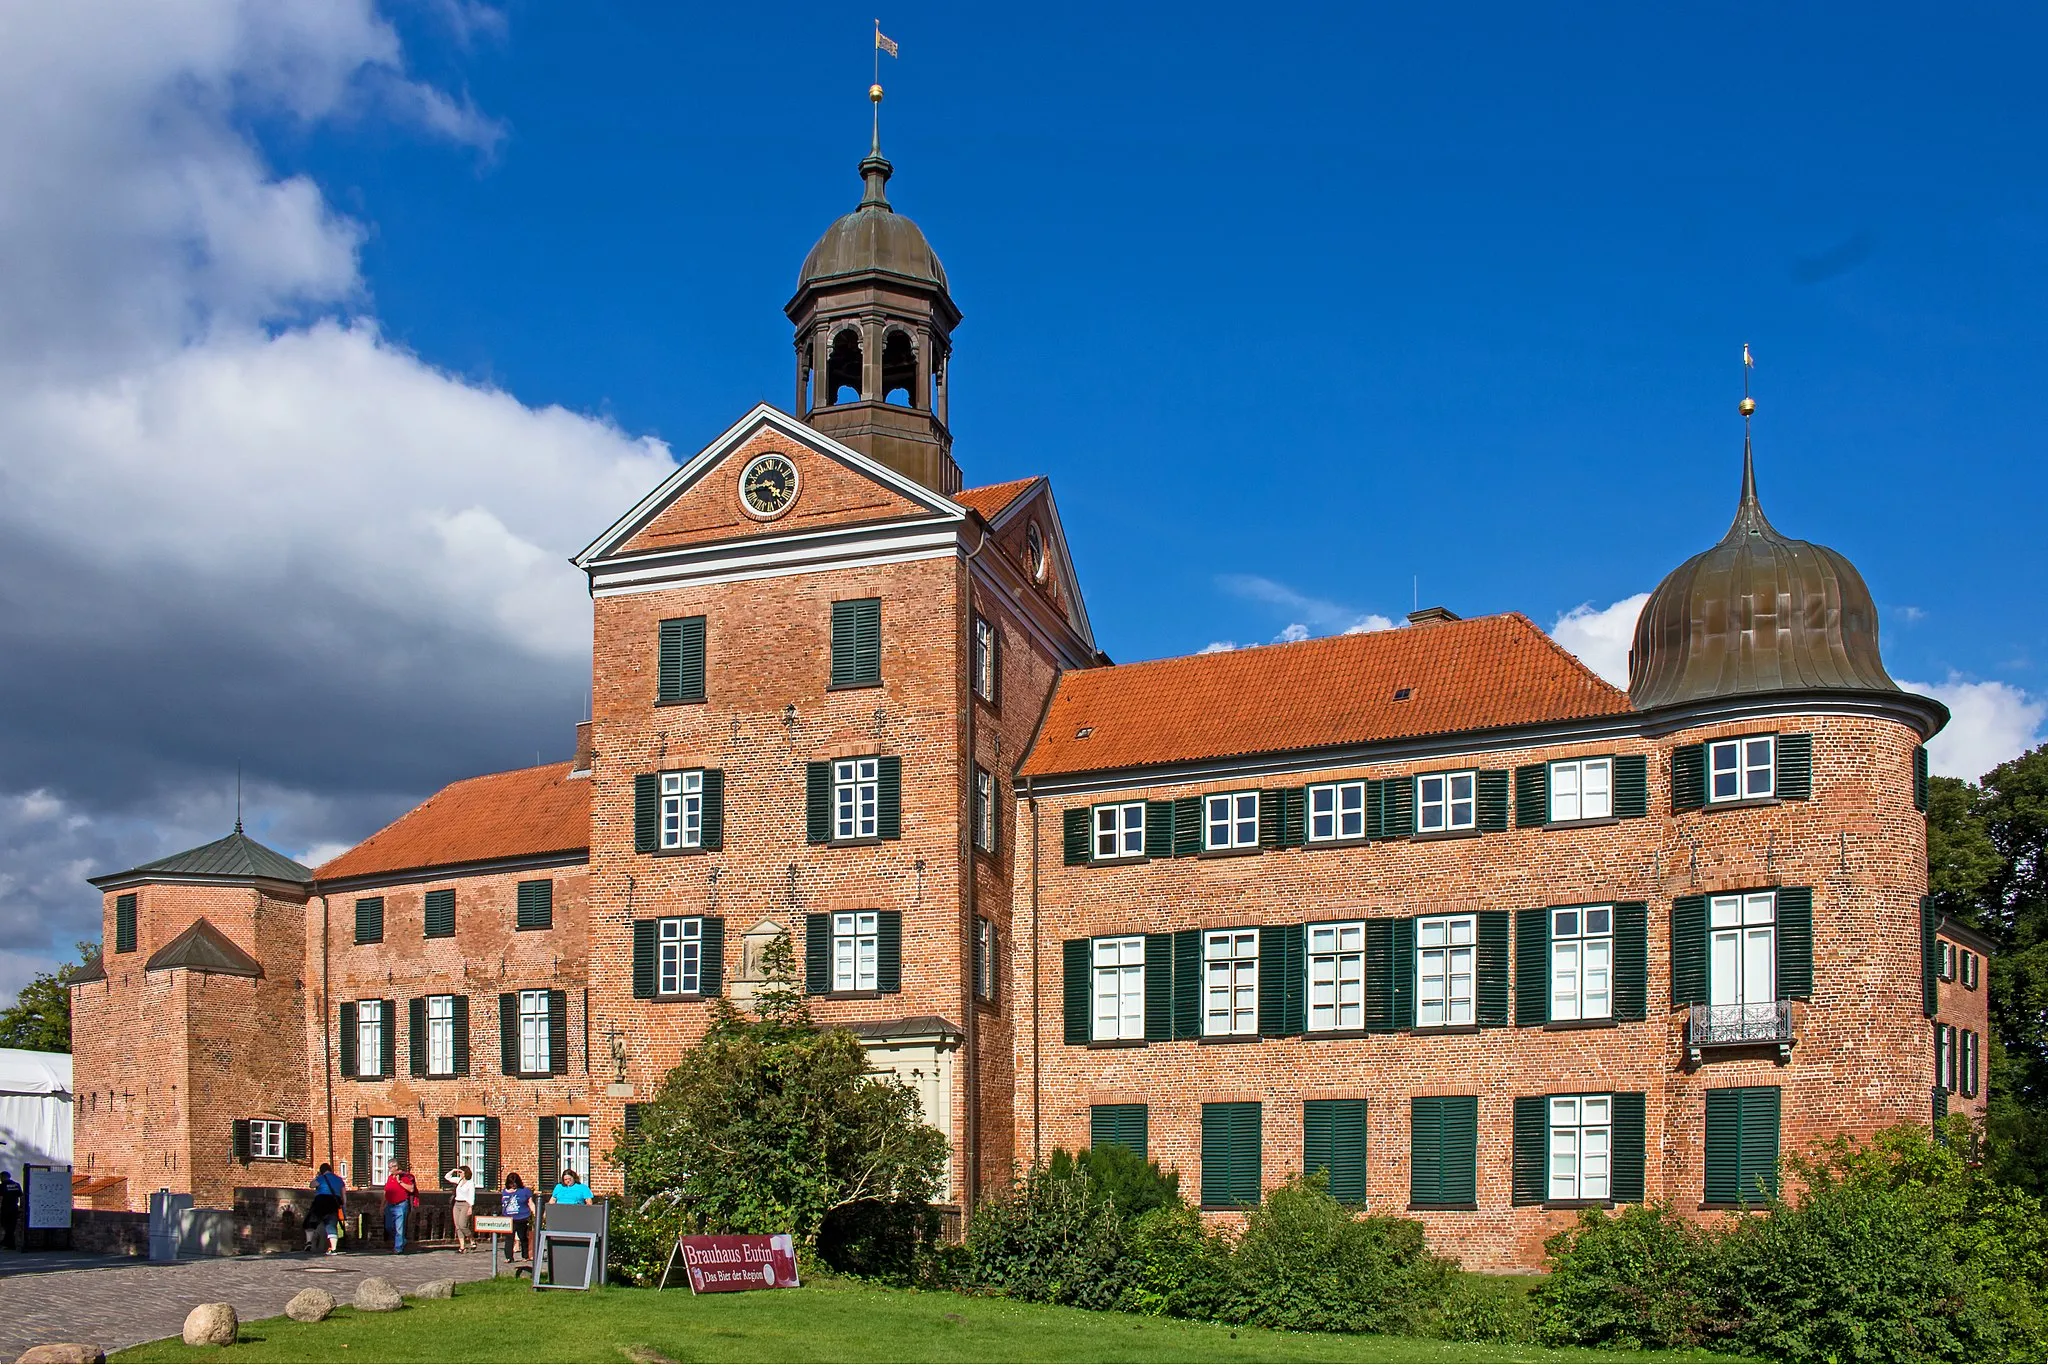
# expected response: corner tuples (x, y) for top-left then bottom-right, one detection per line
(677, 1234), (801, 1293)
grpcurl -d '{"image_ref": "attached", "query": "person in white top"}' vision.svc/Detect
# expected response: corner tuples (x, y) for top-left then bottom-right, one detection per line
(445, 1166), (477, 1253)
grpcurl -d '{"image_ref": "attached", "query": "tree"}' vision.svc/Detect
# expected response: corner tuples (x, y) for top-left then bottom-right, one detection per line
(613, 929), (947, 1253)
(0, 942), (96, 1052)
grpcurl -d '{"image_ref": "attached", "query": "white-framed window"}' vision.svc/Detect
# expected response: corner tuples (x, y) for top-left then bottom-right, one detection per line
(1937, 941), (1956, 981)
(1308, 782), (1366, 842)
(1092, 935), (1145, 1041)
(974, 917), (996, 1000)
(518, 989), (551, 1074)
(658, 917), (701, 996)
(1307, 921), (1365, 1031)
(457, 1116), (487, 1175)
(834, 758), (879, 840)
(975, 767), (996, 853)
(1963, 950), (1979, 989)
(1204, 929), (1259, 1037)
(369, 1116), (397, 1186)
(1709, 892), (1776, 1009)
(249, 1119), (286, 1160)
(833, 911), (878, 992)
(426, 995), (456, 1075)
(1416, 772), (1476, 833)
(1550, 906), (1613, 1022)
(356, 999), (384, 1078)
(1548, 1095), (1612, 1201)
(1093, 802), (1145, 859)
(973, 615), (996, 702)
(1936, 1024), (1954, 1090)
(659, 769), (704, 850)
(558, 1115), (590, 1180)
(1708, 736), (1775, 803)
(1204, 792), (1259, 850)
(1549, 758), (1612, 822)
(1416, 914), (1476, 1026)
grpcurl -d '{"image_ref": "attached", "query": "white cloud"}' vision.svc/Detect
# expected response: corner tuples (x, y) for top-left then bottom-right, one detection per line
(1276, 623), (1311, 644)
(1900, 675), (2048, 782)
(1200, 640), (1238, 654)
(1213, 574), (1398, 645)
(1550, 593), (1649, 688)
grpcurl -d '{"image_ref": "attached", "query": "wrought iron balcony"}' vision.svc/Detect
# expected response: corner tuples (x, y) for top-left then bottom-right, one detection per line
(1687, 1001), (1794, 1064)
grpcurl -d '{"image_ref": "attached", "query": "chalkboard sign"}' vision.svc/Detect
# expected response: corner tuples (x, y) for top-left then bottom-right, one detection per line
(26, 1165), (72, 1230)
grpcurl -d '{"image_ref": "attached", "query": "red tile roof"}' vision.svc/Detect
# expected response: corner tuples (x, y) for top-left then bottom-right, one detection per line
(954, 477), (1040, 522)
(1018, 614), (1632, 778)
(314, 762), (589, 882)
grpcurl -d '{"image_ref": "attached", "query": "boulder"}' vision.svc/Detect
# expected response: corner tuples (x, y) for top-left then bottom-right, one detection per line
(285, 1288), (336, 1323)
(353, 1276), (404, 1312)
(181, 1303), (238, 1347)
(15, 1346), (106, 1364)
(412, 1279), (455, 1300)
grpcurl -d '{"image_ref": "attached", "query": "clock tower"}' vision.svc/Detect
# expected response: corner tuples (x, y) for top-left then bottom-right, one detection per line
(787, 88), (962, 495)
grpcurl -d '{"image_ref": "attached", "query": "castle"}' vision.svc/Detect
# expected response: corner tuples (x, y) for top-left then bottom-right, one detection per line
(67, 114), (1994, 1270)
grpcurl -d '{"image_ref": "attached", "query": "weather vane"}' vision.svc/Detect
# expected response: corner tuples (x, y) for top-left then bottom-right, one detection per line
(1740, 343), (1756, 418)
(871, 20), (898, 154)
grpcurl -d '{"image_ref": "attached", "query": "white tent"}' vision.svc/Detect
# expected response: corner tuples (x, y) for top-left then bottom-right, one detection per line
(0, 1047), (72, 1177)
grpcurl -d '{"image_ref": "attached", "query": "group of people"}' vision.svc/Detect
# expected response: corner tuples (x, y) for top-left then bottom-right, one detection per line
(304, 1161), (593, 1260)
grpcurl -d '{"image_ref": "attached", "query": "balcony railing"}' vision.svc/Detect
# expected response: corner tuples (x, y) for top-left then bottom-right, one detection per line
(1687, 1000), (1794, 1064)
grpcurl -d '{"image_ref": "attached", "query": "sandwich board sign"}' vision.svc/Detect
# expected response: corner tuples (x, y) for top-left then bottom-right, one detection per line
(659, 1233), (800, 1293)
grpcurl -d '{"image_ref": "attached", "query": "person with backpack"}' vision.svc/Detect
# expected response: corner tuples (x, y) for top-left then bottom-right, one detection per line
(307, 1163), (346, 1255)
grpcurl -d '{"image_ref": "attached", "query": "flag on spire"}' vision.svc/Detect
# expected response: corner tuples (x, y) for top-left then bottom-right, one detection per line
(1742, 343), (1754, 368)
(875, 27), (898, 57)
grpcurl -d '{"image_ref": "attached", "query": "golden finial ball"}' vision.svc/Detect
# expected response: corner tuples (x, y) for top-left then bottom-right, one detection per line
(1739, 397), (1757, 417)
(870, 83), (884, 102)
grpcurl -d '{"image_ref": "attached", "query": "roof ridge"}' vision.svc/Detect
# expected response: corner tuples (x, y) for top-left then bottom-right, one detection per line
(1503, 610), (1633, 701)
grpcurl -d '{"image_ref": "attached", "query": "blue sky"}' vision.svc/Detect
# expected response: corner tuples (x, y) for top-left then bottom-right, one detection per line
(0, 1), (2041, 996)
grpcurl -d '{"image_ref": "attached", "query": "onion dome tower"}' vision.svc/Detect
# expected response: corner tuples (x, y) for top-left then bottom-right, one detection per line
(787, 81), (962, 494)
(1628, 387), (1901, 710)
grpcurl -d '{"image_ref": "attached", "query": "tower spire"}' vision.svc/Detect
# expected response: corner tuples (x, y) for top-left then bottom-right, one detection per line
(1738, 343), (1760, 513)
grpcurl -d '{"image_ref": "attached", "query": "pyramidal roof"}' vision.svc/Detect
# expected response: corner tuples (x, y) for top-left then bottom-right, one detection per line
(88, 828), (312, 890)
(143, 918), (264, 978)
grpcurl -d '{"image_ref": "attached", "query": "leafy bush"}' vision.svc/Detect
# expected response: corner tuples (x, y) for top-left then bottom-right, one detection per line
(1222, 1177), (1454, 1335)
(1535, 1203), (1718, 1349)
(1412, 1268), (1537, 1345)
(1116, 1204), (1233, 1320)
(816, 1198), (945, 1284)
(965, 1163), (1129, 1310)
(1043, 1144), (1182, 1219)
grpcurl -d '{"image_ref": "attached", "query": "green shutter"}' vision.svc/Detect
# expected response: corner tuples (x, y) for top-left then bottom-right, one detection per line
(1511, 1095), (1547, 1205)
(700, 916), (725, 995)
(1281, 788), (1307, 847)
(1172, 796), (1202, 856)
(806, 762), (832, 843)
(700, 769), (724, 851)
(1611, 1092), (1646, 1203)
(877, 756), (902, 839)
(1476, 770), (1510, 833)
(1257, 924), (1305, 1037)
(829, 599), (881, 687)
(1145, 801), (1175, 858)
(114, 894), (138, 953)
(1382, 777), (1415, 838)
(499, 992), (518, 1075)
(1671, 744), (1706, 812)
(452, 996), (470, 1075)
(1365, 779), (1386, 840)
(1063, 939), (1090, 1045)
(482, 1117), (501, 1190)
(657, 616), (707, 704)
(1775, 733), (1813, 800)
(287, 1122), (310, 1164)
(232, 1118), (251, 1163)
(438, 1117), (457, 1181)
(1144, 933), (1173, 1042)
(408, 997), (427, 1077)
(1705, 1086), (1779, 1204)
(1411, 1096), (1477, 1206)
(1365, 920), (1396, 1032)
(1920, 896), (1938, 1018)
(1477, 911), (1510, 1027)
(1613, 902), (1648, 1021)
(352, 1118), (371, 1187)
(1391, 917), (1415, 1029)
(875, 910), (902, 992)
(1933, 1085), (1949, 1124)
(1613, 754), (1649, 818)
(632, 920), (656, 998)
(338, 1002), (357, 1078)
(1091, 1103), (1148, 1159)
(1303, 1099), (1367, 1205)
(1913, 745), (1929, 812)
(1172, 929), (1202, 1039)
(1063, 808), (1091, 865)
(424, 888), (455, 939)
(634, 774), (659, 853)
(355, 896), (384, 945)
(1201, 1101), (1262, 1208)
(1515, 907), (1549, 1026)
(1775, 887), (1813, 999)
(806, 913), (831, 995)
(548, 989), (569, 1075)
(380, 999), (397, 1078)
(1258, 790), (1285, 848)
(538, 1116), (559, 1189)
(1671, 895), (1708, 1007)
(1515, 764), (1548, 827)
(516, 880), (554, 931)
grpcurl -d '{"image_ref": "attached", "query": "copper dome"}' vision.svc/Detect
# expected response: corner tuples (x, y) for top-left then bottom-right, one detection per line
(797, 154), (948, 292)
(1628, 438), (1897, 710)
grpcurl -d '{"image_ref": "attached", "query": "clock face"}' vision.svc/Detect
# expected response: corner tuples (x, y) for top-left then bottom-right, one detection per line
(740, 453), (799, 518)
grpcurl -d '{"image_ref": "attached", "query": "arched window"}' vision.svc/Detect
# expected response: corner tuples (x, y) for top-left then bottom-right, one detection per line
(881, 329), (918, 407)
(827, 328), (864, 404)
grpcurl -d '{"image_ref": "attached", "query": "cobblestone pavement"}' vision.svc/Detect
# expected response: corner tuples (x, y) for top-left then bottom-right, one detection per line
(0, 1248), (506, 1359)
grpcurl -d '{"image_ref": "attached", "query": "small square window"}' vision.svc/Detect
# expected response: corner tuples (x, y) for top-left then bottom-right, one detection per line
(1307, 782), (1366, 842)
(1416, 771), (1476, 832)
(1549, 758), (1612, 822)
(248, 1119), (287, 1161)
(1708, 736), (1774, 803)
(1204, 792), (1259, 850)
(1093, 802), (1145, 859)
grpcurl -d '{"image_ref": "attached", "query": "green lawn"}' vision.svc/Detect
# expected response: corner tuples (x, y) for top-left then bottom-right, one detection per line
(114, 1275), (1733, 1364)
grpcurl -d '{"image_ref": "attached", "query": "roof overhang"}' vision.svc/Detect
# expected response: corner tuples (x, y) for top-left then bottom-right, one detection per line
(314, 847), (588, 896)
(1935, 914), (1999, 958)
(85, 870), (310, 898)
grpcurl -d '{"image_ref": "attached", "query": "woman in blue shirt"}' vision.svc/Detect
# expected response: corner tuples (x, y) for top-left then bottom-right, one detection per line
(308, 1163), (347, 1255)
(502, 1173), (535, 1263)
(550, 1170), (594, 1205)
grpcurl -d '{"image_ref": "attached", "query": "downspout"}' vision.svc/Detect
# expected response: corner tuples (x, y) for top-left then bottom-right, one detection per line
(318, 894), (334, 1171)
(1027, 776), (1042, 1166)
(958, 519), (991, 1215)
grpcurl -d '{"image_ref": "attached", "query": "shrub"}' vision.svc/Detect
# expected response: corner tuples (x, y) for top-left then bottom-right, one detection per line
(1535, 1203), (1718, 1349)
(1221, 1176), (1453, 1335)
(965, 1164), (1129, 1310)
(816, 1198), (944, 1284)
(1043, 1144), (1182, 1219)
(1117, 1204), (1233, 1319)
(1413, 1269), (1537, 1345)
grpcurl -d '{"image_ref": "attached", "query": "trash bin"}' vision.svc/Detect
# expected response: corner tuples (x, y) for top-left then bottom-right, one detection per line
(148, 1190), (191, 1262)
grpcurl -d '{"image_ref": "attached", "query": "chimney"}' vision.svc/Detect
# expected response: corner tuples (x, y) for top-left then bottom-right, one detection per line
(570, 721), (595, 778)
(1406, 606), (1461, 627)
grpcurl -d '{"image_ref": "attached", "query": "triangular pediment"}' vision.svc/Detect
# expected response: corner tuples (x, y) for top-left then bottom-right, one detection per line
(575, 405), (966, 567)
(967, 476), (1095, 653)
